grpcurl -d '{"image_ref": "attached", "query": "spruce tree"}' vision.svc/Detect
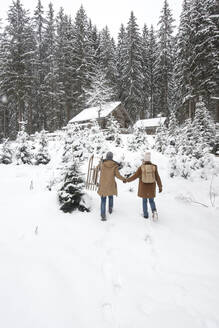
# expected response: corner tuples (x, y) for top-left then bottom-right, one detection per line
(192, 97), (216, 155)
(0, 139), (12, 164)
(41, 3), (62, 131)
(189, 0), (218, 116)
(85, 65), (115, 109)
(71, 5), (93, 113)
(58, 159), (90, 213)
(0, 0), (36, 138)
(35, 130), (50, 165)
(122, 12), (143, 121)
(15, 123), (32, 164)
(148, 25), (159, 117)
(32, 0), (46, 132)
(141, 24), (150, 119)
(116, 24), (127, 102)
(99, 26), (117, 92)
(156, 0), (175, 117)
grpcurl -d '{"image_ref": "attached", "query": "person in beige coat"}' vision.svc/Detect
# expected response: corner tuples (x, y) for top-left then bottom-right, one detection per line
(126, 152), (162, 219)
(96, 151), (126, 221)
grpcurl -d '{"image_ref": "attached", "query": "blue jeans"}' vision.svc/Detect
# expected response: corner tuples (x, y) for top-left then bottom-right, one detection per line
(101, 196), (113, 216)
(142, 198), (156, 217)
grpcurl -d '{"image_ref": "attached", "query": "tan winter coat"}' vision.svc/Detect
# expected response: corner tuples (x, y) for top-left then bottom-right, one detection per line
(126, 161), (162, 198)
(97, 160), (125, 197)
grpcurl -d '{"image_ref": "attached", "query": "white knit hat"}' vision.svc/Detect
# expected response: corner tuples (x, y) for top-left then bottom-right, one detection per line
(144, 152), (151, 162)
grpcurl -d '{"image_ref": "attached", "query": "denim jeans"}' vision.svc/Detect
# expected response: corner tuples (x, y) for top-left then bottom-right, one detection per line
(101, 196), (113, 216)
(142, 198), (156, 217)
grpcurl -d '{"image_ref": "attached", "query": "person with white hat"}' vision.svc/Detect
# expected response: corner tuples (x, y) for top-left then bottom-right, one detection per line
(125, 151), (162, 219)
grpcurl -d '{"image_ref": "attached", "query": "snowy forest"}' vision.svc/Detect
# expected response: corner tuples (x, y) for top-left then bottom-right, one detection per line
(0, 0), (218, 139)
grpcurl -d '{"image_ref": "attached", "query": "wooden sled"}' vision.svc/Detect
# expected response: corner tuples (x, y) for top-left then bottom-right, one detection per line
(85, 155), (100, 190)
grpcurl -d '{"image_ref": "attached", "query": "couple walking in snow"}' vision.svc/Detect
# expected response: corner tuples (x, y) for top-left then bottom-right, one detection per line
(96, 151), (162, 221)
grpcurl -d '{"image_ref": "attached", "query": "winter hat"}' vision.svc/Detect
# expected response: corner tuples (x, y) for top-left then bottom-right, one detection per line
(144, 151), (151, 162)
(106, 151), (113, 160)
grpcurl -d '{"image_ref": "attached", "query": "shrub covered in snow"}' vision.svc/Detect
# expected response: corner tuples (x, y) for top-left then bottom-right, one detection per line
(0, 139), (12, 164)
(15, 126), (32, 164)
(127, 125), (148, 151)
(35, 130), (50, 165)
(58, 160), (90, 213)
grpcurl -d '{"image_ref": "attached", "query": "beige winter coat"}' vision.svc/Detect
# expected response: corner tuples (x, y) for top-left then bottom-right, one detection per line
(96, 160), (125, 197)
(126, 161), (162, 198)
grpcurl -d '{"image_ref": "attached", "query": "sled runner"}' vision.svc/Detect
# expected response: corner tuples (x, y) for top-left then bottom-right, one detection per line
(85, 155), (100, 190)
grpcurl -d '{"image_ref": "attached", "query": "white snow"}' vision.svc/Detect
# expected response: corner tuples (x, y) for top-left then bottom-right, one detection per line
(69, 101), (121, 123)
(0, 135), (219, 328)
(134, 117), (167, 128)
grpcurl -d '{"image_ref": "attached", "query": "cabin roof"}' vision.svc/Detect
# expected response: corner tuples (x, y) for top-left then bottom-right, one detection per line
(69, 101), (121, 123)
(134, 117), (167, 128)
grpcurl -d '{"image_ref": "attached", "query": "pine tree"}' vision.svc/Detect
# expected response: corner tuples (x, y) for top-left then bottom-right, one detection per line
(192, 97), (216, 156)
(0, 0), (36, 138)
(147, 25), (159, 117)
(85, 65), (115, 109)
(116, 24), (127, 101)
(71, 6), (93, 113)
(32, 0), (46, 132)
(128, 125), (148, 151)
(99, 26), (117, 92)
(156, 0), (175, 117)
(58, 159), (90, 213)
(174, 0), (192, 120)
(189, 0), (218, 115)
(35, 130), (50, 164)
(41, 3), (62, 131)
(154, 123), (168, 153)
(141, 24), (150, 119)
(55, 8), (75, 125)
(0, 139), (13, 164)
(122, 12), (143, 121)
(15, 123), (32, 164)
(105, 114), (122, 146)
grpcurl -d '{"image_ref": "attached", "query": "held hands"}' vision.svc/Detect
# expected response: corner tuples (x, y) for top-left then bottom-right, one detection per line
(123, 178), (128, 184)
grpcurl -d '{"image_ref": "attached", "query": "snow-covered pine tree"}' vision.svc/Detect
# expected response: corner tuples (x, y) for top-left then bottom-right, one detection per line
(15, 123), (32, 164)
(127, 124), (148, 151)
(55, 8), (75, 125)
(141, 24), (150, 119)
(85, 65), (115, 109)
(174, 0), (192, 121)
(0, 139), (12, 164)
(87, 120), (107, 157)
(35, 130), (50, 165)
(0, 0), (36, 138)
(41, 3), (63, 131)
(165, 110), (179, 156)
(147, 25), (159, 118)
(155, 0), (175, 117)
(122, 11), (143, 121)
(58, 158), (90, 213)
(105, 114), (122, 146)
(192, 97), (216, 157)
(177, 118), (194, 157)
(154, 123), (168, 153)
(189, 0), (218, 116)
(116, 24), (127, 102)
(99, 26), (117, 92)
(71, 5), (93, 113)
(32, 0), (46, 132)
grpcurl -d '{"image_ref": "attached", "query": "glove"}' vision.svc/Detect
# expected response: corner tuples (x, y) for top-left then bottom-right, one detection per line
(159, 189), (162, 193)
(123, 179), (127, 183)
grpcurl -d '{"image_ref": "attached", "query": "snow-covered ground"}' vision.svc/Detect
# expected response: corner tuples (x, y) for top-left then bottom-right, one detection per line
(0, 136), (219, 328)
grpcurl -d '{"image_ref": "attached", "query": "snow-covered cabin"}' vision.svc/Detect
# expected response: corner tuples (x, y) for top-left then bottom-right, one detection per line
(133, 117), (167, 134)
(68, 102), (133, 129)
